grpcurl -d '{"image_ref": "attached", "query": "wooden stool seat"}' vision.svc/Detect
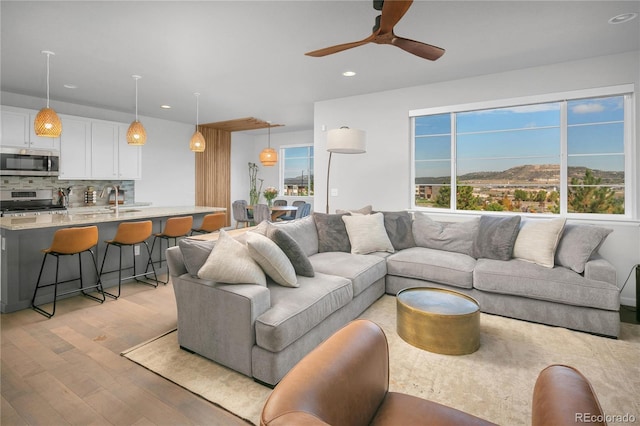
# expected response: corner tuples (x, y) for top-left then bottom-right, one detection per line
(31, 226), (105, 318)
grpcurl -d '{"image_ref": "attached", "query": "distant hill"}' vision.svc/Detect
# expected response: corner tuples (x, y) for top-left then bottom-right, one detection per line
(416, 164), (623, 185)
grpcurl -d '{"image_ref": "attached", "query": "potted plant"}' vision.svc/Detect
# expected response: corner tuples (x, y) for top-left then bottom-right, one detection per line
(248, 162), (263, 206)
(263, 186), (278, 207)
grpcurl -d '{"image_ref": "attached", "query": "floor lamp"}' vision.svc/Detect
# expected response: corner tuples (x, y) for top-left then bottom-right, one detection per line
(326, 127), (366, 213)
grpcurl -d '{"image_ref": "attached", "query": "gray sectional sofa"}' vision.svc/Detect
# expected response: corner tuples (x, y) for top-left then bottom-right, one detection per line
(166, 210), (619, 386)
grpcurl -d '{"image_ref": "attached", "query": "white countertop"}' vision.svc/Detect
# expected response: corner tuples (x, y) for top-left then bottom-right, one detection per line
(0, 206), (226, 231)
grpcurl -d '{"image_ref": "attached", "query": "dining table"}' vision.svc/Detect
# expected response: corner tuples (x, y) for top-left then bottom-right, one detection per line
(247, 205), (297, 222)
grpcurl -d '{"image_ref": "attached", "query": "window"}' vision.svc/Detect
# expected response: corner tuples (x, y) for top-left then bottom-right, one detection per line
(411, 86), (633, 217)
(280, 145), (314, 196)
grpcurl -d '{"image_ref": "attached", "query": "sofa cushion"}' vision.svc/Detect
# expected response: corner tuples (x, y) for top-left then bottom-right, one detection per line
(313, 212), (351, 253)
(255, 273), (353, 352)
(198, 230), (266, 286)
(310, 252), (387, 297)
(178, 238), (216, 277)
(246, 232), (298, 287)
(513, 218), (566, 268)
(265, 223), (315, 277)
(380, 211), (416, 250)
(474, 258), (619, 311)
(472, 215), (521, 260)
(386, 247), (476, 289)
(272, 215), (319, 257)
(412, 213), (478, 256)
(555, 224), (613, 273)
(335, 205), (373, 215)
(342, 212), (395, 255)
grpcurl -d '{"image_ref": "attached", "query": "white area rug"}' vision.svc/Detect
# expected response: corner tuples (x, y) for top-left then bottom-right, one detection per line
(122, 295), (640, 425)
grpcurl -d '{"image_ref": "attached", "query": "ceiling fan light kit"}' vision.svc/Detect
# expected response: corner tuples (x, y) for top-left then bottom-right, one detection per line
(305, 0), (445, 61)
(127, 75), (147, 145)
(259, 122), (278, 166)
(34, 50), (63, 138)
(190, 92), (206, 152)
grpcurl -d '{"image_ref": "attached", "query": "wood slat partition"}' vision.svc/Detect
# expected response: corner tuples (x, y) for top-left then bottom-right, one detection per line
(195, 126), (232, 226)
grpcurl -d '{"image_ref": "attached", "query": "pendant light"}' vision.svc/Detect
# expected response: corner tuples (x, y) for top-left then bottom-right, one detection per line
(126, 75), (147, 145)
(189, 92), (206, 152)
(34, 50), (62, 138)
(259, 121), (277, 166)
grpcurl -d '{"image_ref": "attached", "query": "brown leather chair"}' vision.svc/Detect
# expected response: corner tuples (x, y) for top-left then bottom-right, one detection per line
(191, 212), (226, 235)
(147, 216), (193, 284)
(261, 319), (605, 426)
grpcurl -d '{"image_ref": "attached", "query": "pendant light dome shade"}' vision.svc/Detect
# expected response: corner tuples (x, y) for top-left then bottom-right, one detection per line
(126, 120), (147, 145)
(127, 75), (146, 145)
(190, 93), (206, 152)
(34, 51), (62, 138)
(259, 122), (277, 166)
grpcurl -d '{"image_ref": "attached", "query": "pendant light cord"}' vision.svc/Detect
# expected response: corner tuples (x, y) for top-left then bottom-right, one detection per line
(135, 77), (139, 121)
(45, 52), (51, 108)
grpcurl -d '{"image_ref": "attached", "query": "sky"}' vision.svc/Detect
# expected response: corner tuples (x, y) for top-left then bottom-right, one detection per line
(415, 95), (625, 179)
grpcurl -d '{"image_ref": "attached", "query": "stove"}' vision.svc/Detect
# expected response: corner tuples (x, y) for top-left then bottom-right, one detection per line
(0, 189), (67, 217)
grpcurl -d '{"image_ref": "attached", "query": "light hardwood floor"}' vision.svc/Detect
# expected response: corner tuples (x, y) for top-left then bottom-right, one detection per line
(1, 278), (249, 425)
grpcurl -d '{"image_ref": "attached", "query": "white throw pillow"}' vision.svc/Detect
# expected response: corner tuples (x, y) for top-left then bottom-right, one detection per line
(197, 229), (266, 286)
(246, 232), (298, 287)
(341, 212), (395, 255)
(513, 218), (567, 268)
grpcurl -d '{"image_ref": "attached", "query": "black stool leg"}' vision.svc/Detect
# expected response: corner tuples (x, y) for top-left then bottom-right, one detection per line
(79, 249), (105, 304)
(135, 241), (159, 287)
(31, 253), (56, 319)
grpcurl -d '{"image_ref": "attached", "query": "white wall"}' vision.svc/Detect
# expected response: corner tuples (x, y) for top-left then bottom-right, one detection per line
(313, 51), (640, 306)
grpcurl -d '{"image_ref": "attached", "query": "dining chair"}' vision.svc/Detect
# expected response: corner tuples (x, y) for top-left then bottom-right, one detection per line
(233, 200), (252, 228)
(273, 199), (287, 207)
(292, 200), (306, 208)
(253, 203), (271, 225)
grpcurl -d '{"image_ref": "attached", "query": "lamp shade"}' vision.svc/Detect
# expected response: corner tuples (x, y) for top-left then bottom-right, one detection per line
(260, 147), (278, 166)
(327, 128), (366, 153)
(190, 130), (206, 152)
(126, 120), (147, 145)
(34, 107), (62, 137)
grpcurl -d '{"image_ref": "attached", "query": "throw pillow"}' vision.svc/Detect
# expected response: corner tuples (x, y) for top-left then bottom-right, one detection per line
(342, 212), (395, 255)
(178, 238), (216, 277)
(555, 224), (613, 273)
(335, 205), (373, 215)
(313, 212), (351, 253)
(197, 230), (266, 286)
(472, 215), (521, 260)
(265, 223), (315, 277)
(271, 215), (319, 257)
(412, 212), (479, 256)
(379, 211), (416, 250)
(246, 232), (298, 287)
(513, 218), (566, 268)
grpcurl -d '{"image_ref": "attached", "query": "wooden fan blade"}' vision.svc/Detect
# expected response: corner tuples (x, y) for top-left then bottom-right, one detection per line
(379, 0), (413, 33)
(305, 34), (375, 57)
(391, 36), (445, 61)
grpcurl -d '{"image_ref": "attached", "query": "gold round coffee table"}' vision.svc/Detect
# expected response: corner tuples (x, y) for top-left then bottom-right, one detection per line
(397, 287), (480, 355)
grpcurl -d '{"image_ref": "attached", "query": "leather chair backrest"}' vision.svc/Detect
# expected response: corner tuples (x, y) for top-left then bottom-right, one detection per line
(261, 320), (389, 426)
(113, 221), (152, 245)
(199, 213), (226, 232)
(48, 226), (99, 254)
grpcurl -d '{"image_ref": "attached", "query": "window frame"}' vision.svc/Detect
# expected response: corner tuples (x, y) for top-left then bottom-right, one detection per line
(279, 143), (314, 197)
(410, 84), (636, 220)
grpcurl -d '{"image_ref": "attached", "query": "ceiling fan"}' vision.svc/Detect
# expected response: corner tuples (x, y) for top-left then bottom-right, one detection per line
(305, 0), (445, 61)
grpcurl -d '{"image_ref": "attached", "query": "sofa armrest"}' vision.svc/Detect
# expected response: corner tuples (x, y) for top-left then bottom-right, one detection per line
(584, 255), (617, 286)
(166, 246), (187, 277)
(532, 364), (605, 426)
(172, 273), (271, 377)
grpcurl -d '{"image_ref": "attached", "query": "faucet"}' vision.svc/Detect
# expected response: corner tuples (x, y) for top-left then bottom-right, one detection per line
(101, 185), (119, 215)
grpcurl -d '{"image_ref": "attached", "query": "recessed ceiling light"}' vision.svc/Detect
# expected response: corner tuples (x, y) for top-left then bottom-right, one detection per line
(342, 71), (356, 77)
(608, 13), (638, 24)
(63, 84), (78, 89)
(160, 105), (172, 109)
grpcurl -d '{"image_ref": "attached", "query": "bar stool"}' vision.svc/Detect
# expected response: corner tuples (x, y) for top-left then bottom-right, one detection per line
(99, 220), (159, 300)
(31, 226), (105, 318)
(191, 212), (225, 235)
(146, 216), (193, 284)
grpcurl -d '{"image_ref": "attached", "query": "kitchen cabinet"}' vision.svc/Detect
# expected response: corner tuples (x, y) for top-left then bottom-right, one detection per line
(58, 116), (91, 179)
(1, 106), (60, 151)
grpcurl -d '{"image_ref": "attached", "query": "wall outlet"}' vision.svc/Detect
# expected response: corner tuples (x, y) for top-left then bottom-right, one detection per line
(134, 245), (140, 256)
(331, 188), (338, 196)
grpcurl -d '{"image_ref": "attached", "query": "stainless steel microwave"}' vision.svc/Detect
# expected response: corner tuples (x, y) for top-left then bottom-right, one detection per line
(0, 147), (60, 176)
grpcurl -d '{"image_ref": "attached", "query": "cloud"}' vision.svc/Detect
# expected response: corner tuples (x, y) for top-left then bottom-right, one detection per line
(571, 103), (605, 114)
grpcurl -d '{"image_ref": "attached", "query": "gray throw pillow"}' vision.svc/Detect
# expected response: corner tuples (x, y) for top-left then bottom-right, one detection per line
(313, 212), (351, 253)
(472, 215), (521, 260)
(413, 212), (478, 256)
(265, 223), (315, 277)
(178, 238), (217, 277)
(555, 224), (612, 273)
(272, 215), (319, 257)
(379, 211), (416, 250)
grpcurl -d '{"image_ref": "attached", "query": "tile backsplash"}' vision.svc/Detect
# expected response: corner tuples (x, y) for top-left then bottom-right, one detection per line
(1, 176), (135, 208)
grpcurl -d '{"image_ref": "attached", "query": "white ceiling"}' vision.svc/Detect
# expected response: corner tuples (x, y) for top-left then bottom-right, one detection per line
(1, 1), (638, 134)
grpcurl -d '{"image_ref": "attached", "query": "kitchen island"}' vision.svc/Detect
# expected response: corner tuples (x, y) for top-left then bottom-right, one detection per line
(0, 206), (225, 313)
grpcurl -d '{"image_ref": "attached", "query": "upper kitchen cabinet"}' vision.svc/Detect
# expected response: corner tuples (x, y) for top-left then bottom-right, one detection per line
(1, 106), (60, 151)
(58, 116), (91, 179)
